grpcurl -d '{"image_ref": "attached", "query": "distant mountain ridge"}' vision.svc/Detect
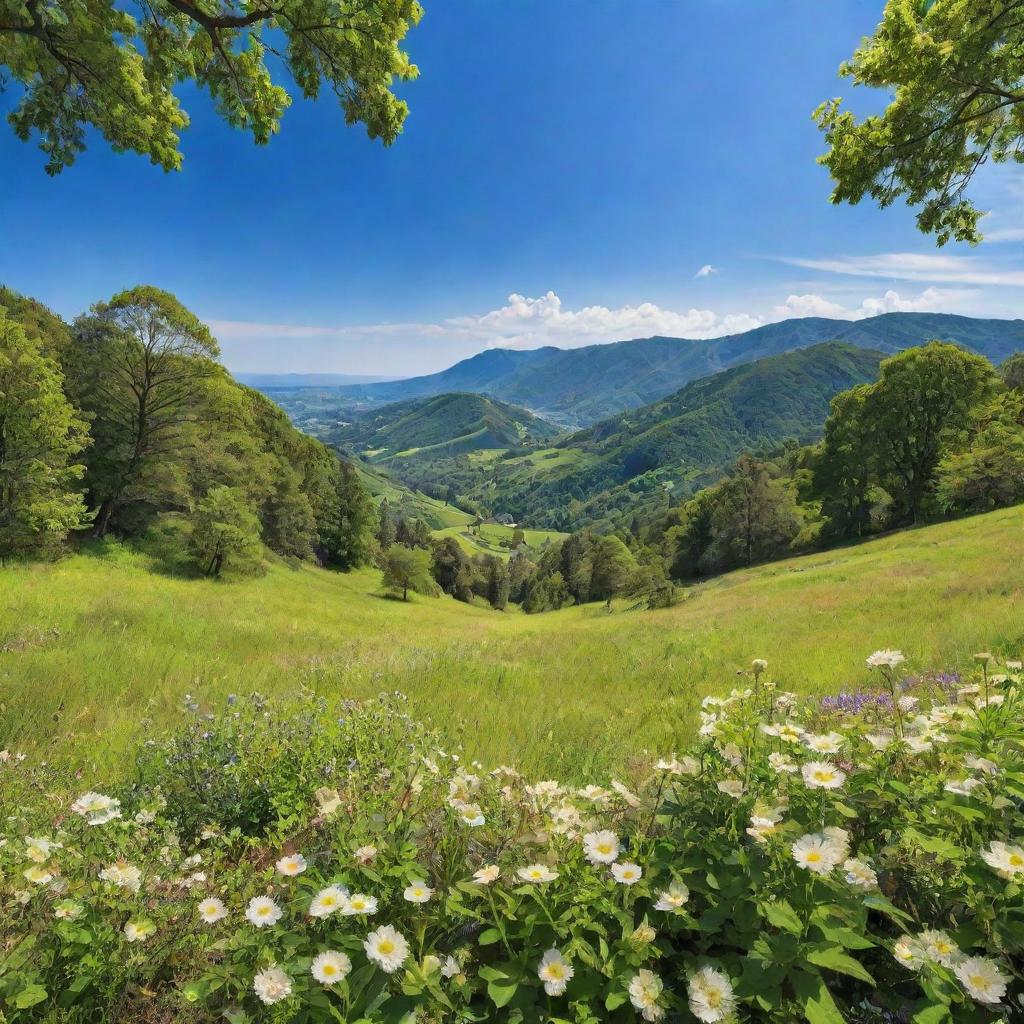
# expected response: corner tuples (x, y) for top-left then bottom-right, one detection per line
(325, 312), (1024, 426)
(326, 392), (560, 462)
(238, 372), (403, 387)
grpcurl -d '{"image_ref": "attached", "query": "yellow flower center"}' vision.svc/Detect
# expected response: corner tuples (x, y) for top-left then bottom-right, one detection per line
(379, 940), (395, 955)
(806, 852), (822, 863)
(1009, 854), (1023, 866)
(707, 992), (721, 1007)
(258, 907), (270, 916)
(323, 964), (337, 976)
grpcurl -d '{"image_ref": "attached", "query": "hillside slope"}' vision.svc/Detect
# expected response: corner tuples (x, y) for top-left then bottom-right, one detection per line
(2, 506), (1020, 776)
(329, 392), (560, 462)
(440, 343), (883, 530)
(323, 312), (1024, 425)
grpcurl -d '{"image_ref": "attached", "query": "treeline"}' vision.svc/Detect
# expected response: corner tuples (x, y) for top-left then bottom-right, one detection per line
(0, 286), (376, 575)
(650, 341), (1024, 580)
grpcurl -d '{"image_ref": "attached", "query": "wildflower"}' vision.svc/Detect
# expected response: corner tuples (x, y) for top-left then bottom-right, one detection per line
(583, 830), (620, 865)
(752, 658), (768, 674)
(537, 948), (574, 996)
(253, 965), (292, 1005)
(893, 935), (925, 969)
(309, 886), (347, 918)
(276, 853), (307, 876)
(518, 864), (558, 883)
(23, 865), (54, 885)
(944, 777), (982, 797)
(629, 969), (665, 1022)
(54, 900), (82, 920)
(473, 864), (500, 884)
(777, 722), (805, 744)
(954, 957), (1008, 1006)
(577, 784), (610, 805)
(973, 652), (993, 664)
(441, 955), (461, 979)
(632, 922), (656, 944)
(123, 920), (155, 943)
(804, 732), (844, 754)
(655, 754), (698, 774)
(403, 881), (433, 903)
(364, 925), (409, 973)
(354, 845), (378, 864)
(343, 893), (378, 915)
(654, 880), (690, 911)
(457, 803), (485, 827)
(716, 779), (744, 799)
(99, 860), (142, 892)
(197, 897), (229, 924)
(245, 896), (283, 927)
(687, 965), (735, 1023)
(767, 752), (797, 773)
(866, 650), (905, 670)
(842, 858), (878, 889)
(920, 930), (960, 967)
(315, 787), (342, 816)
(865, 731), (895, 751)
(980, 841), (1024, 879)
(311, 950), (352, 986)
(966, 754), (998, 775)
(71, 792), (122, 825)
(801, 761), (846, 790)
(611, 780), (641, 807)
(25, 836), (57, 863)
(611, 862), (643, 885)
(791, 833), (843, 875)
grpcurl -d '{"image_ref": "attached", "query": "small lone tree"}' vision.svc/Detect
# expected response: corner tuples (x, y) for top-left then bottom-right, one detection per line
(382, 543), (435, 601)
(189, 485), (262, 577)
(0, 311), (90, 558)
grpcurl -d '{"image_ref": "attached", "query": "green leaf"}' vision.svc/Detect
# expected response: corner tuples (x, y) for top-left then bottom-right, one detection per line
(862, 894), (914, 924)
(13, 983), (48, 1010)
(477, 928), (502, 946)
(605, 990), (628, 1011)
(912, 1003), (952, 1024)
(488, 979), (518, 1008)
(805, 945), (875, 985)
(789, 970), (845, 1024)
(761, 899), (803, 934)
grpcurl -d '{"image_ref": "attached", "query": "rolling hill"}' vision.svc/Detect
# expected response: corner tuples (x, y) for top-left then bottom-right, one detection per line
(320, 312), (1024, 426)
(327, 392), (561, 462)
(414, 342), (885, 530)
(3, 505), (1020, 778)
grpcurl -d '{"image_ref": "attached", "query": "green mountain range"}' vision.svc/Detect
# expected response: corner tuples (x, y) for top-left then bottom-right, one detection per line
(324, 312), (1024, 426)
(404, 342), (884, 531)
(325, 392), (560, 463)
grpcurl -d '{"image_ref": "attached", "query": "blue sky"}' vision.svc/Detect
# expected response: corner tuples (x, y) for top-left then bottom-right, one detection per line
(2, 0), (1023, 375)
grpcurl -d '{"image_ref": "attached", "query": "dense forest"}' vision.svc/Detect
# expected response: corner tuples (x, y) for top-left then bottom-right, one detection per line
(0, 286), (376, 576)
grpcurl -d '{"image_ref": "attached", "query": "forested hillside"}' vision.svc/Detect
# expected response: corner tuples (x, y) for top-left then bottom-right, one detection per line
(316, 311), (1024, 425)
(0, 286), (376, 575)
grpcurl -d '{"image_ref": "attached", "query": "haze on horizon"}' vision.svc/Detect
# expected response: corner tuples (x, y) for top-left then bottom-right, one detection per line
(3, 1), (1024, 377)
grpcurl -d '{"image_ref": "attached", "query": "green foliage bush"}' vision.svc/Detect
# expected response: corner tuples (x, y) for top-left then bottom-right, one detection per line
(2, 654), (1023, 1022)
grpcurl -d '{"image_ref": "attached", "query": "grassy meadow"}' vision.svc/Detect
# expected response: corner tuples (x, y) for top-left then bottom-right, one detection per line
(1, 505), (1021, 780)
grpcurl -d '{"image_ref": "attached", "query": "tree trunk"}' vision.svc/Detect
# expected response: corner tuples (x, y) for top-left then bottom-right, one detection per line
(93, 498), (115, 539)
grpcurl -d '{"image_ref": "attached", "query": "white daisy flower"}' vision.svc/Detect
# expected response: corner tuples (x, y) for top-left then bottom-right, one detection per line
(577, 784), (611, 805)
(611, 780), (641, 807)
(920, 929), (960, 968)
(315, 787), (342, 816)
(610, 861), (642, 885)
(653, 880), (690, 911)
(864, 731), (895, 751)
(768, 752), (797, 773)
(954, 956), (1008, 1005)
(311, 950), (352, 985)
(403, 881), (434, 903)
(804, 732), (844, 754)
(716, 779), (745, 799)
(583, 830), (620, 865)
(441, 955), (461, 979)
(866, 649), (905, 670)
(309, 885), (348, 918)
(99, 860), (142, 892)
(197, 897), (229, 924)
(629, 969), (665, 1022)
(276, 853), (307, 876)
(980, 841), (1024, 879)
(23, 865), (54, 885)
(893, 935), (925, 969)
(25, 836), (57, 863)
(537, 948), (574, 996)
(687, 965), (735, 1023)
(473, 864), (500, 885)
(245, 896), (283, 927)
(253, 965), (292, 1005)
(791, 833), (843, 875)
(518, 864), (558, 883)
(944, 777), (982, 796)
(842, 858), (877, 889)
(457, 803), (485, 827)
(123, 920), (155, 943)
(342, 892), (378, 916)
(54, 900), (82, 920)
(364, 925), (409, 973)
(801, 761), (846, 790)
(354, 844), (378, 864)
(71, 792), (122, 825)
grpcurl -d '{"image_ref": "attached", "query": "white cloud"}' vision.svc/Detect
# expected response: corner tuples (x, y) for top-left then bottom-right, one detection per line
(694, 264), (717, 278)
(776, 252), (1024, 287)
(210, 284), (974, 367)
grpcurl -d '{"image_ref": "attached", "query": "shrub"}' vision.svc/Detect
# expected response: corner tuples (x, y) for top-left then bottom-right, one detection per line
(1, 653), (1022, 1022)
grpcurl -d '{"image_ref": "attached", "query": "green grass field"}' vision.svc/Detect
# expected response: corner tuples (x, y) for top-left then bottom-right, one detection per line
(433, 522), (567, 558)
(1, 506), (1021, 780)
